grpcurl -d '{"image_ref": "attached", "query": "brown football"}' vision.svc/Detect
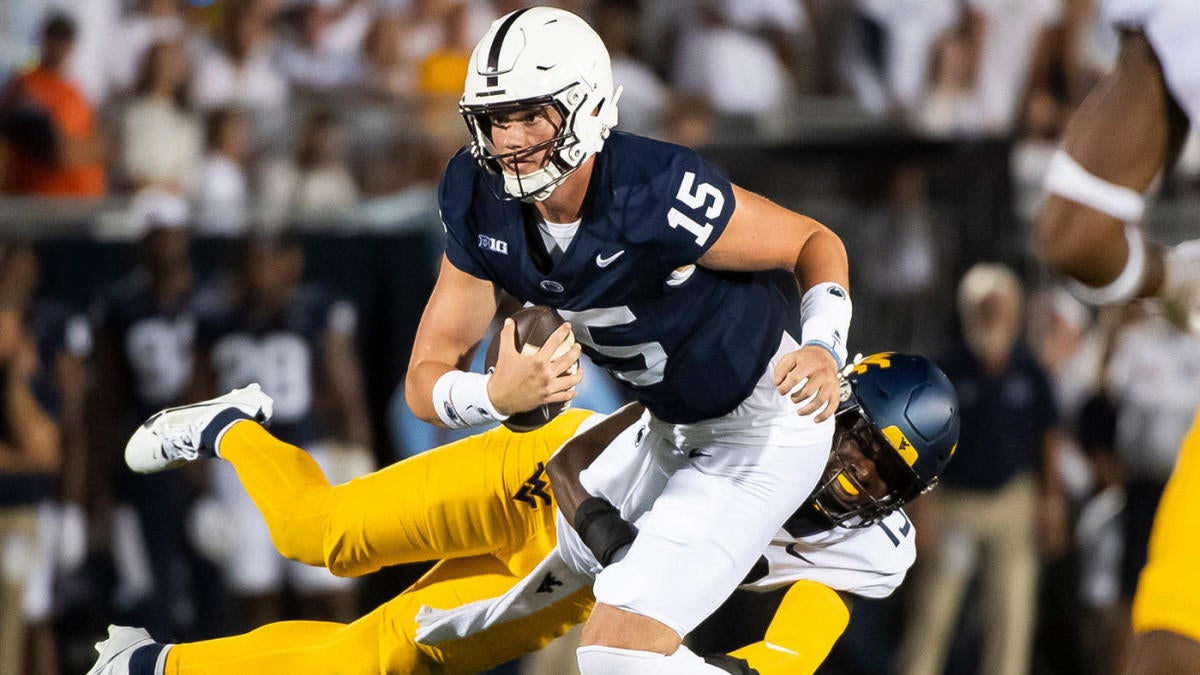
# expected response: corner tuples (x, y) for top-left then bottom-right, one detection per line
(484, 305), (576, 432)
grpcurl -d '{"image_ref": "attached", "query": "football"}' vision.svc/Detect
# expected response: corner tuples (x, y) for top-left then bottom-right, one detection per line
(484, 305), (576, 432)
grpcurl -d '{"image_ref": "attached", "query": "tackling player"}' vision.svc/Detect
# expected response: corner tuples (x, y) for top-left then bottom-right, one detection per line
(405, 8), (851, 670)
(1034, 2), (1200, 672)
(87, 353), (958, 675)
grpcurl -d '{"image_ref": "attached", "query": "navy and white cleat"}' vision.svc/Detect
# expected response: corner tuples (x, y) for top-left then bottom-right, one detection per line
(125, 383), (273, 473)
(86, 625), (158, 675)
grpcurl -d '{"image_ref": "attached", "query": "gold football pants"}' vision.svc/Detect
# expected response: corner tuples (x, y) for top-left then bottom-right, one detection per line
(163, 408), (850, 674)
(166, 410), (594, 674)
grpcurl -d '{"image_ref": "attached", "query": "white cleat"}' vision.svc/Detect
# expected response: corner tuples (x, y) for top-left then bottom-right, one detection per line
(125, 383), (274, 474)
(86, 625), (157, 675)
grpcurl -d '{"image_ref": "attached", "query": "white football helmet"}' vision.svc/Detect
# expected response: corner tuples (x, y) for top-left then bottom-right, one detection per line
(459, 7), (621, 202)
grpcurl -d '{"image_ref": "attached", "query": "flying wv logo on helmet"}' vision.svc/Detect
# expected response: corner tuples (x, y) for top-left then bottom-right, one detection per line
(459, 6), (623, 202)
(788, 353), (960, 537)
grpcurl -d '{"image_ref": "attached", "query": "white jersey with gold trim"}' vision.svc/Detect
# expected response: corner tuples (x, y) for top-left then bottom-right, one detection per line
(556, 410), (914, 600)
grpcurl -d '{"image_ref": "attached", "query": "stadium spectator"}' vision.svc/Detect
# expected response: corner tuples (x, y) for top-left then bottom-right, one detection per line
(259, 110), (359, 229)
(900, 263), (1064, 675)
(189, 2), (289, 114)
(967, 0), (1064, 135)
(109, 0), (189, 95)
(120, 41), (201, 194)
(0, 242), (91, 675)
(275, 0), (368, 93)
(89, 202), (232, 643)
(594, 0), (668, 137)
(840, 0), (961, 121)
(191, 237), (371, 630)
(669, 0), (808, 117)
(0, 14), (106, 197)
(1101, 312), (1200, 671)
(0, 300), (61, 675)
(194, 108), (251, 236)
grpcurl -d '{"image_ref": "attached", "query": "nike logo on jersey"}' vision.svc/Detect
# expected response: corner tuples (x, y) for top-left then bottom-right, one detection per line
(687, 447), (710, 459)
(785, 543), (813, 564)
(595, 250), (625, 267)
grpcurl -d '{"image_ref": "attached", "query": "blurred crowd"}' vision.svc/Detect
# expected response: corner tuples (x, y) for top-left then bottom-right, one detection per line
(3, 1), (1200, 675)
(5, 0), (1184, 236)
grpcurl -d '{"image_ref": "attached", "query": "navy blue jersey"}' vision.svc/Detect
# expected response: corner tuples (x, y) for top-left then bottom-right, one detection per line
(25, 298), (89, 420)
(195, 284), (355, 446)
(440, 132), (788, 423)
(93, 271), (196, 420)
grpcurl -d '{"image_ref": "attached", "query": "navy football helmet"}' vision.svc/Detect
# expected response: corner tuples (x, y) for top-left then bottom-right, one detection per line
(787, 353), (959, 535)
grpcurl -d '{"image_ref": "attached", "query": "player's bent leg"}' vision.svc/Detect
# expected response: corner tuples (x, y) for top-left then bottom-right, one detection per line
(321, 409), (592, 577)
(166, 619), (380, 674)
(217, 421), (333, 567)
(219, 409), (591, 577)
(729, 581), (850, 675)
(1129, 410), (1200, 674)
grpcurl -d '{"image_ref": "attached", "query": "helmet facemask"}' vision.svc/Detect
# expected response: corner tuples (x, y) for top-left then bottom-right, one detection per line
(804, 406), (928, 530)
(461, 81), (615, 202)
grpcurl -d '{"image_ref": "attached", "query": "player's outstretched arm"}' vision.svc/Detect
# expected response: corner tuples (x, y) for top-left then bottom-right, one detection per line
(728, 581), (851, 675)
(699, 186), (850, 423)
(546, 402), (646, 527)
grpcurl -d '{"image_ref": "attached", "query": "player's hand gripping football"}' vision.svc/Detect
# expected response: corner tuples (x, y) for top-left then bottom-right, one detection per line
(487, 319), (583, 416)
(775, 345), (840, 422)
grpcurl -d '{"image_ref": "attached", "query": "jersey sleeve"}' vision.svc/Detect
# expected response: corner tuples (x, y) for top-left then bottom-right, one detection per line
(438, 150), (493, 280)
(639, 145), (737, 271)
(752, 510), (916, 599)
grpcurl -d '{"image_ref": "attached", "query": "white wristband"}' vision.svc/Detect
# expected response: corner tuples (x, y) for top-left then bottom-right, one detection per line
(1066, 224), (1147, 305)
(432, 370), (509, 429)
(800, 282), (851, 369)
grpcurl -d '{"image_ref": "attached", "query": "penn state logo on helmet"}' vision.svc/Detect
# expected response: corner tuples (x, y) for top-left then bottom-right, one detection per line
(459, 7), (622, 202)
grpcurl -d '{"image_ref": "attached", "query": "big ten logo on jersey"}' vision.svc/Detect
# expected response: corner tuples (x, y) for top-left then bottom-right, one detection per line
(668, 171), (725, 247)
(478, 234), (509, 255)
(212, 334), (312, 421)
(127, 317), (195, 404)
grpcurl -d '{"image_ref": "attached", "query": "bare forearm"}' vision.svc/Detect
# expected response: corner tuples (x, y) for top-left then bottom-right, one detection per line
(793, 228), (849, 291)
(547, 402), (645, 527)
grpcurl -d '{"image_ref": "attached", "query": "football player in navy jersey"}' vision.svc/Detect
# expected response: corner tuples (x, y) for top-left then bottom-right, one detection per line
(91, 217), (230, 641)
(0, 242), (89, 674)
(405, 7), (852, 671)
(192, 236), (372, 631)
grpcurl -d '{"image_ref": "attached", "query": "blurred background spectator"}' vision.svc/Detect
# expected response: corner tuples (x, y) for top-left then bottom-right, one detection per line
(1, 2), (1198, 673)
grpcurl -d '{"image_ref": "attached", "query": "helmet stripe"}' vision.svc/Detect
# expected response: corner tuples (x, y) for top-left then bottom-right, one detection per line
(486, 8), (532, 87)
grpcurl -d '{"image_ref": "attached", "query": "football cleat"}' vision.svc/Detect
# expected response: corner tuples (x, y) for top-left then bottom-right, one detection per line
(86, 625), (158, 675)
(125, 384), (273, 474)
